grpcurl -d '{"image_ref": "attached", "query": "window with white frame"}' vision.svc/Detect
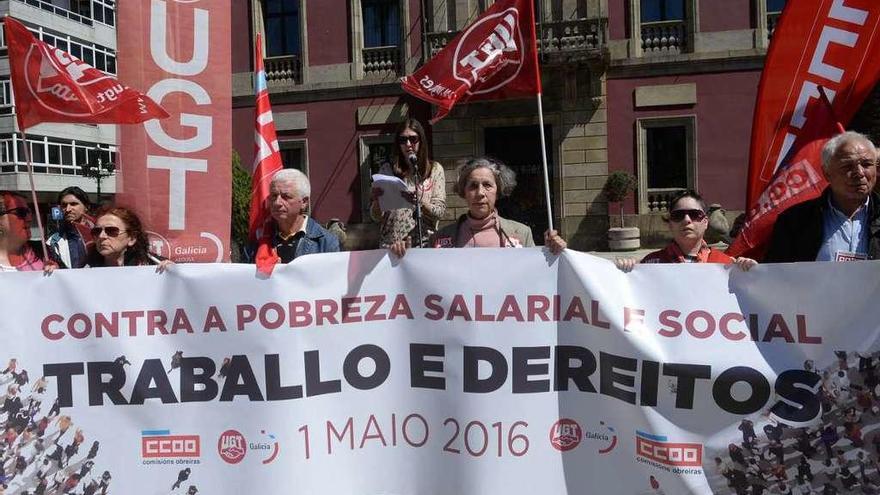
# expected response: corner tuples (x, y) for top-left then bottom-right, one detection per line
(0, 134), (116, 175)
(92, 0), (116, 26)
(0, 78), (13, 116)
(637, 116), (696, 212)
(13, 22), (117, 74)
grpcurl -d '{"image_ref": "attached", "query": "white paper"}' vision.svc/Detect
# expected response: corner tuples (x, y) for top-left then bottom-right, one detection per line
(372, 173), (412, 211)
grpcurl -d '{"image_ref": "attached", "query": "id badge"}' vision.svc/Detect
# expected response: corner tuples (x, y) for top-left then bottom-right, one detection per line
(836, 250), (868, 262)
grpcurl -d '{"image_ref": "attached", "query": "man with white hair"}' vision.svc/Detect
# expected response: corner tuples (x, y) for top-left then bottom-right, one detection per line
(250, 169), (339, 265)
(765, 131), (880, 262)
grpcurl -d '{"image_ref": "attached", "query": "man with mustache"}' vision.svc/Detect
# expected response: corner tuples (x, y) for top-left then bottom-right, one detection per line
(765, 131), (880, 262)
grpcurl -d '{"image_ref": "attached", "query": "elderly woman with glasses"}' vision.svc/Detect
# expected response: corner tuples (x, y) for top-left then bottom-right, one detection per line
(616, 190), (756, 271)
(0, 191), (44, 272)
(370, 118), (447, 249)
(86, 206), (172, 271)
(390, 157), (566, 257)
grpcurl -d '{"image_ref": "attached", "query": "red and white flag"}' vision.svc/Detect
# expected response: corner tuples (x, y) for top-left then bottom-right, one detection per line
(732, 0), (880, 257)
(4, 16), (168, 130)
(248, 34), (284, 244)
(400, 0), (541, 123)
(728, 88), (843, 259)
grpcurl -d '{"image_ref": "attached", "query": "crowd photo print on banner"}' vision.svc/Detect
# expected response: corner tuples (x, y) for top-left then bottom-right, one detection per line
(2, 250), (878, 494)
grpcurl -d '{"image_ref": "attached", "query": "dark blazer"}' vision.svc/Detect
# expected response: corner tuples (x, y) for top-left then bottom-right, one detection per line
(764, 188), (880, 263)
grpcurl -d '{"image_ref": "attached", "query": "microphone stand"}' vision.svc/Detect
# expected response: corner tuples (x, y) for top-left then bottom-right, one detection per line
(409, 155), (424, 247)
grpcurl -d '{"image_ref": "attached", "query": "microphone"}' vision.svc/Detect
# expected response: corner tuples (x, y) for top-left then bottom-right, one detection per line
(407, 153), (418, 165)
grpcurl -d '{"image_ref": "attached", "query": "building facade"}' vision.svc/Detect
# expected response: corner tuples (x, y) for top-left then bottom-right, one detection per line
(232, 0), (788, 250)
(0, 0), (118, 211)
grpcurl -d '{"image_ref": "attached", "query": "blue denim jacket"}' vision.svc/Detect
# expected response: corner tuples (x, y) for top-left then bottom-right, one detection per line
(245, 217), (340, 263)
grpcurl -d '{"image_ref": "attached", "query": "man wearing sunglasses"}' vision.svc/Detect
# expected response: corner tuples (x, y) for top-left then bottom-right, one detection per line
(46, 186), (94, 269)
(765, 131), (880, 263)
(616, 190), (756, 271)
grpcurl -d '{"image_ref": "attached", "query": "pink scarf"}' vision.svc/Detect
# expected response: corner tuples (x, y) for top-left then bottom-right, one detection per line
(456, 212), (503, 248)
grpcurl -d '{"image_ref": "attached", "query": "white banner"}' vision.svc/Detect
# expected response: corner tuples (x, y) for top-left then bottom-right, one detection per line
(0, 250), (877, 494)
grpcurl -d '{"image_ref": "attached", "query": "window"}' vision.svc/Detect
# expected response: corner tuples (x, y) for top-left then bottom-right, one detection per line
(0, 134), (117, 175)
(640, 0), (684, 22)
(20, 23), (117, 74)
(766, 0), (785, 13)
(363, 0), (400, 47)
(279, 140), (307, 173)
(263, 0), (300, 57)
(359, 136), (395, 221)
(0, 78), (13, 115)
(637, 116), (696, 212)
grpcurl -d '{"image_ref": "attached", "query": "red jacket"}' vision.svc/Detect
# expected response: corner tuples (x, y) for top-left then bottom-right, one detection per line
(642, 241), (733, 264)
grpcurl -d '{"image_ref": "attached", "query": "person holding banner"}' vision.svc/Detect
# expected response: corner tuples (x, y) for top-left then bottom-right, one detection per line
(615, 190), (756, 271)
(765, 131), (880, 263)
(390, 157), (566, 256)
(371, 119), (447, 249)
(0, 191), (45, 272)
(249, 169), (339, 268)
(86, 207), (172, 271)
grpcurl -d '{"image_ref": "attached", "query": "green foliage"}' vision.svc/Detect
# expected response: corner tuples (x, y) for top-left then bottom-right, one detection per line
(230, 150), (251, 250)
(603, 170), (637, 203)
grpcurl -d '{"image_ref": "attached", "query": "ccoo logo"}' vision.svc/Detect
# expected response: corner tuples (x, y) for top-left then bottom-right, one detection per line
(218, 430), (247, 464)
(452, 7), (525, 96)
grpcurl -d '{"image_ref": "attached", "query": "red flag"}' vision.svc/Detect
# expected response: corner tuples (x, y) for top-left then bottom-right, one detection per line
(4, 16), (169, 130)
(400, 0), (540, 123)
(248, 34), (284, 243)
(728, 87), (842, 259)
(745, 0), (880, 208)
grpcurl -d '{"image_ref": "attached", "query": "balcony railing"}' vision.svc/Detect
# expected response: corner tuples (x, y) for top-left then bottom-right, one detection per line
(363, 46), (401, 77)
(426, 17), (606, 59)
(641, 20), (687, 54)
(12, 0), (115, 27)
(767, 12), (782, 40)
(264, 54), (302, 86)
(646, 188), (686, 212)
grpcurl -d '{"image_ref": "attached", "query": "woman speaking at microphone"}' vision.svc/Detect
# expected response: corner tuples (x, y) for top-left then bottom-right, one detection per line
(390, 157), (567, 257)
(370, 119), (446, 249)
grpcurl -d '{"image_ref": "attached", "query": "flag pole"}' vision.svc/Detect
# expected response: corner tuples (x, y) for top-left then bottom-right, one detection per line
(536, 92), (553, 231)
(18, 129), (50, 262)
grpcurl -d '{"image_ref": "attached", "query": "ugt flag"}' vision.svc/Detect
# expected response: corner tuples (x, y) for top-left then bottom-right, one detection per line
(248, 33), (284, 244)
(4, 16), (168, 130)
(735, 0), (880, 258)
(400, 0), (540, 123)
(727, 88), (843, 259)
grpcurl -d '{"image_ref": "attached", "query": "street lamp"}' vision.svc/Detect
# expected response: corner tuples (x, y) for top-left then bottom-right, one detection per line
(81, 147), (115, 205)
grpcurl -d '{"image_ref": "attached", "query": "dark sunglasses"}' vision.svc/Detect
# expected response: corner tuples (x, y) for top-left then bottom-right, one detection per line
(669, 209), (706, 222)
(90, 226), (127, 237)
(0, 207), (31, 219)
(398, 135), (420, 145)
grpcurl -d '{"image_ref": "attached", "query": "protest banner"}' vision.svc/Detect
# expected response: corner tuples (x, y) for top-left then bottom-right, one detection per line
(0, 250), (875, 494)
(117, 1), (232, 263)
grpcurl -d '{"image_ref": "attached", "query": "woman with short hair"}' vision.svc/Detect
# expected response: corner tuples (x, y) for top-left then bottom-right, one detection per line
(390, 157), (566, 256)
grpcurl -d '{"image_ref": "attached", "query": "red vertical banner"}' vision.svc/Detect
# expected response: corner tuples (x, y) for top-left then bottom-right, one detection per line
(117, 1), (232, 262)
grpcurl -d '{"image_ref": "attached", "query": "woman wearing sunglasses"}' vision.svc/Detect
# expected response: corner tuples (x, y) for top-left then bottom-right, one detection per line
(86, 206), (172, 272)
(370, 118), (447, 249)
(0, 191), (44, 272)
(616, 190), (756, 271)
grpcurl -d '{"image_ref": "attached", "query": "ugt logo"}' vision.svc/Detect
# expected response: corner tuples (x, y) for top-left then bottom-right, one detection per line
(24, 43), (121, 117)
(218, 430), (247, 464)
(452, 7), (525, 96)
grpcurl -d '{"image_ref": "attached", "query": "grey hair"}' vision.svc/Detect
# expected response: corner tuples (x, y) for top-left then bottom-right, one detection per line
(270, 168), (311, 198)
(821, 131), (877, 174)
(455, 157), (517, 198)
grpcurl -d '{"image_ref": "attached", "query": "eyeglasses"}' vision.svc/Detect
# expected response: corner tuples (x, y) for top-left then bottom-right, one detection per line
(0, 207), (31, 219)
(90, 226), (127, 238)
(669, 209), (706, 222)
(398, 135), (420, 145)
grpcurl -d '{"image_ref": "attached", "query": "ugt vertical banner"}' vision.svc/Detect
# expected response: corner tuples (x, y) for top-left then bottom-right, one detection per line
(117, 0), (232, 262)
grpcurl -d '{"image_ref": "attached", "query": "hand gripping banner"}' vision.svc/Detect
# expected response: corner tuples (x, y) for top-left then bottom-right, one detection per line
(400, 0), (541, 123)
(4, 16), (169, 130)
(1, 250), (879, 494)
